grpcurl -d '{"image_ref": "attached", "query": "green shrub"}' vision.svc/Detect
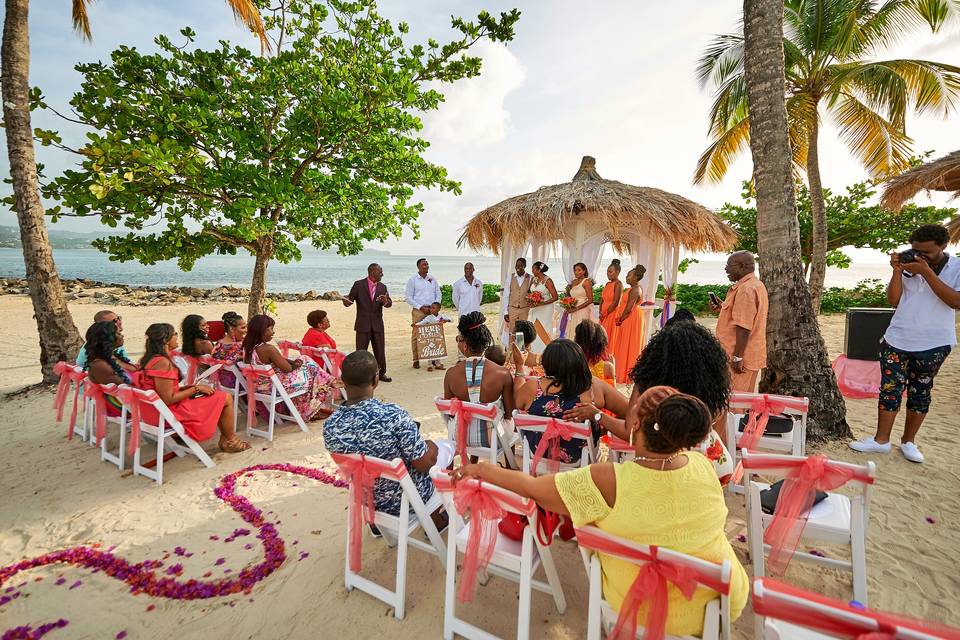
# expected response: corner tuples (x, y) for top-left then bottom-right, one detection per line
(440, 283), (502, 309)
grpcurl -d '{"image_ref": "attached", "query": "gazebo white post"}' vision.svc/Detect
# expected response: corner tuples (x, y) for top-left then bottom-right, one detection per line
(660, 243), (681, 325)
(642, 239), (661, 343)
(499, 236), (519, 344)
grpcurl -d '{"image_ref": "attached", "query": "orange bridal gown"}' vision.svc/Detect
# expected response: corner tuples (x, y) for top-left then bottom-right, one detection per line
(612, 286), (645, 383)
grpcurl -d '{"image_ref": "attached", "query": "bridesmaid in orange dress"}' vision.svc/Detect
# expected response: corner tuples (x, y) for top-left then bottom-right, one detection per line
(599, 259), (623, 345)
(613, 264), (647, 383)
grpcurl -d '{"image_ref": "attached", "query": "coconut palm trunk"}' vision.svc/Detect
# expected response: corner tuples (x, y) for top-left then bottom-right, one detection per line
(806, 115), (828, 312)
(2, 0), (83, 382)
(742, 0), (850, 440)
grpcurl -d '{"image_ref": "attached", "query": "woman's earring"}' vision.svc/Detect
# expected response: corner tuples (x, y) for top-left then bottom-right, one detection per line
(628, 429), (634, 446)
(653, 422), (660, 432)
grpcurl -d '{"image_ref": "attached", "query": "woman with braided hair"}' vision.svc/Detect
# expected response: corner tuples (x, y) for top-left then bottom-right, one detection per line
(452, 385), (748, 636)
(139, 323), (250, 453)
(443, 311), (516, 451)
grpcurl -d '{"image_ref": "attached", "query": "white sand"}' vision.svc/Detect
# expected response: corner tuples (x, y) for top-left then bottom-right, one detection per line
(0, 296), (957, 638)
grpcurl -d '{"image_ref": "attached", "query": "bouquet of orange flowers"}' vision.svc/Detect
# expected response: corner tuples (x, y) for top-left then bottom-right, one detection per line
(559, 296), (578, 312)
(526, 291), (544, 305)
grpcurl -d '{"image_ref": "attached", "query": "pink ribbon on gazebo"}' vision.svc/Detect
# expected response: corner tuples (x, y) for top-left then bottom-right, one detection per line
(330, 453), (404, 573)
(753, 578), (960, 639)
(83, 382), (113, 446)
(433, 473), (533, 603)
(113, 385), (145, 457)
(437, 397), (498, 464)
(53, 362), (86, 439)
(514, 413), (591, 475)
(742, 454), (874, 575)
(729, 393), (807, 484)
(576, 526), (727, 640)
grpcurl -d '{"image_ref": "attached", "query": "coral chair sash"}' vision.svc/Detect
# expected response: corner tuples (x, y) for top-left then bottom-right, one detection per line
(437, 397), (498, 463)
(576, 526), (726, 640)
(754, 578), (960, 640)
(54, 362), (86, 439)
(514, 414), (591, 475)
(730, 393), (807, 484)
(433, 473), (533, 603)
(330, 454), (404, 573)
(238, 364), (272, 428)
(83, 383), (112, 446)
(114, 386), (144, 457)
(742, 454), (874, 575)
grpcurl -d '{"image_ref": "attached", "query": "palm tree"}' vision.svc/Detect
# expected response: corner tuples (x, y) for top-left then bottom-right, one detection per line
(1, 0), (265, 383)
(741, 0), (850, 441)
(697, 0), (960, 312)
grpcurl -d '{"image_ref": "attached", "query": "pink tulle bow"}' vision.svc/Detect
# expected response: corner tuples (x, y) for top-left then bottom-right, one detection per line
(83, 383), (110, 446)
(442, 397), (496, 464)
(529, 417), (580, 476)
(53, 362), (85, 439)
(452, 480), (504, 603)
(326, 350), (346, 378)
(331, 454), (380, 573)
(114, 386), (143, 457)
(745, 455), (873, 575)
(240, 366), (266, 428)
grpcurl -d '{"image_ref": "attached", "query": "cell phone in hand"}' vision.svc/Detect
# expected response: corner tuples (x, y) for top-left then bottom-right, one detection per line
(514, 331), (525, 350)
(190, 391), (205, 399)
(708, 292), (721, 307)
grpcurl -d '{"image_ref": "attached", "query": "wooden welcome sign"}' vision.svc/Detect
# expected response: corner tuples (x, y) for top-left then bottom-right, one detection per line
(416, 322), (447, 361)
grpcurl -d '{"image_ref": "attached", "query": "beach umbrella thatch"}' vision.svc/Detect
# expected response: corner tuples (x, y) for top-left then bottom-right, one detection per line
(882, 150), (960, 243)
(458, 156), (736, 254)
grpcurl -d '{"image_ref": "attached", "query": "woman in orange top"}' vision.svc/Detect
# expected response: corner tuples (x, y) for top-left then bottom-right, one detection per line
(599, 259), (623, 345)
(612, 265), (646, 383)
(575, 319), (616, 386)
(138, 323), (250, 453)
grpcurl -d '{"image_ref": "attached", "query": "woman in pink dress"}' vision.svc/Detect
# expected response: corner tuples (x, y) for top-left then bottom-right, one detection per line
(243, 315), (337, 421)
(212, 311), (246, 388)
(138, 323), (250, 453)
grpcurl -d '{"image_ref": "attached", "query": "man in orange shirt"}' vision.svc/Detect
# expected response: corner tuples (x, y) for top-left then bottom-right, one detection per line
(711, 251), (769, 392)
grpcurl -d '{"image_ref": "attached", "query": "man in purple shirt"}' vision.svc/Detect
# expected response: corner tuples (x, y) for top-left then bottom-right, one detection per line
(343, 263), (393, 382)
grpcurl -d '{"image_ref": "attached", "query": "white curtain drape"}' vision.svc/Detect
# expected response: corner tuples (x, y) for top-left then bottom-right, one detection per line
(500, 237), (521, 344)
(659, 243), (680, 325)
(630, 234), (658, 303)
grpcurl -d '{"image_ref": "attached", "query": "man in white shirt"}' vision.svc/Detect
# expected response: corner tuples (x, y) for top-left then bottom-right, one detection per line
(850, 224), (960, 464)
(452, 262), (483, 319)
(405, 258), (441, 369)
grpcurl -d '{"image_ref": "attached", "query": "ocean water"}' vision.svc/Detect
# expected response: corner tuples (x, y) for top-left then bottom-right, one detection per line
(0, 248), (889, 294)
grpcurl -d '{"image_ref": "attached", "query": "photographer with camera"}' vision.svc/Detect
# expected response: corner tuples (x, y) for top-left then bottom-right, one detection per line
(849, 224), (960, 464)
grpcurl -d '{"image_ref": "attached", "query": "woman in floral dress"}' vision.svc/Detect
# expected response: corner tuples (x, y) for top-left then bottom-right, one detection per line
(243, 315), (338, 421)
(211, 311), (246, 388)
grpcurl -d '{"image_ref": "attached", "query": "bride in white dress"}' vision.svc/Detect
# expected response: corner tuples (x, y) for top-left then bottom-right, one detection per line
(527, 261), (558, 354)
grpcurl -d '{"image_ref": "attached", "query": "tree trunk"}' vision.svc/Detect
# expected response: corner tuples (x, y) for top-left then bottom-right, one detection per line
(248, 238), (274, 319)
(742, 0), (851, 441)
(806, 115), (828, 313)
(2, 0), (83, 383)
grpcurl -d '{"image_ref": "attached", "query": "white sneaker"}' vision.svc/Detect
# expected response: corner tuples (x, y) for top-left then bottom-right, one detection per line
(900, 442), (924, 463)
(848, 437), (892, 454)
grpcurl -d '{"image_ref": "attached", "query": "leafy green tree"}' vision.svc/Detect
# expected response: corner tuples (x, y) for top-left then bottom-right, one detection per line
(41, 0), (520, 317)
(697, 0), (960, 312)
(719, 179), (956, 269)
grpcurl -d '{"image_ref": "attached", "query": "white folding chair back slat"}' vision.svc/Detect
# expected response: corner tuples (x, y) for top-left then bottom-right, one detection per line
(235, 362), (309, 441)
(435, 396), (518, 468)
(513, 410), (596, 476)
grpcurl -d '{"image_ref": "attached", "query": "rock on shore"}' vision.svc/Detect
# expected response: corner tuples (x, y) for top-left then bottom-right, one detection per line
(0, 278), (343, 306)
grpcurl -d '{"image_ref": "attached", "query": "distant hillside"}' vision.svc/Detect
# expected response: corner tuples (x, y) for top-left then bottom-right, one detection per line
(0, 225), (390, 255)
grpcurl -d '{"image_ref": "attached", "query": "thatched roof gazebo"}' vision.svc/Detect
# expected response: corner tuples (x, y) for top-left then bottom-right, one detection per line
(460, 156), (735, 340)
(882, 150), (960, 243)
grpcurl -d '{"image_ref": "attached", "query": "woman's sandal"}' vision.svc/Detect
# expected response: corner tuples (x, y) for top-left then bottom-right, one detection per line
(434, 363), (445, 370)
(427, 365), (435, 372)
(219, 438), (252, 453)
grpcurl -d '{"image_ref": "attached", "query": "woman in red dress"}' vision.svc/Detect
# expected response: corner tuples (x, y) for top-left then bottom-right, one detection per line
(301, 309), (337, 349)
(138, 323), (250, 453)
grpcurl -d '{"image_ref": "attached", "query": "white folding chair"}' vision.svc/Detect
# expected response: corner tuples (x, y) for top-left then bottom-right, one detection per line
(431, 468), (566, 640)
(754, 577), (958, 640)
(576, 525), (732, 640)
(742, 451), (876, 605)
(115, 384), (216, 485)
(84, 381), (131, 471)
(54, 362), (90, 442)
(235, 362), (309, 441)
(169, 351), (226, 386)
(435, 396), (519, 468)
(298, 344), (347, 403)
(513, 411), (596, 475)
(330, 453), (446, 620)
(725, 393), (809, 494)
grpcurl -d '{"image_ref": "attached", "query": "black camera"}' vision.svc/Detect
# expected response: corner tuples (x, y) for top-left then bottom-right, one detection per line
(899, 248), (920, 264)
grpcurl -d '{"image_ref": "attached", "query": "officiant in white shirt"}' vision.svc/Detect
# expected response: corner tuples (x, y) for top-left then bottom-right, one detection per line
(405, 258), (441, 369)
(452, 262), (484, 318)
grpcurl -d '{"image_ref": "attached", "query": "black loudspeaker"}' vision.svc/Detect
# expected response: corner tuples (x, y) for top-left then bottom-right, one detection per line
(844, 308), (895, 361)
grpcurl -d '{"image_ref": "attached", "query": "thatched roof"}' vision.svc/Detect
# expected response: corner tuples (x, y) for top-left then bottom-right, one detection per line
(458, 156), (736, 254)
(882, 151), (960, 212)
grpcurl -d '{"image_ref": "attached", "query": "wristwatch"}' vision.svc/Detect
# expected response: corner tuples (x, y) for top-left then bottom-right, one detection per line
(592, 411), (603, 427)
(732, 356), (744, 363)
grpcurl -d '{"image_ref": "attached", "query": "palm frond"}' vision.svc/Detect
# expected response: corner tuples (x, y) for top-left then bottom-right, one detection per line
(225, 0), (270, 53)
(707, 75), (749, 134)
(693, 115), (750, 185)
(696, 32), (744, 88)
(831, 92), (914, 176)
(72, 0), (92, 41)
(835, 59), (960, 122)
(857, 0), (958, 54)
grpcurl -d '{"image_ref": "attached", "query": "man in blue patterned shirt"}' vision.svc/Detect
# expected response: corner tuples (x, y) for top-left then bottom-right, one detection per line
(324, 350), (451, 520)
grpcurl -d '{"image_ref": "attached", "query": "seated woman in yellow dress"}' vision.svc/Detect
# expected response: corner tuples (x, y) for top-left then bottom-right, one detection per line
(452, 385), (749, 637)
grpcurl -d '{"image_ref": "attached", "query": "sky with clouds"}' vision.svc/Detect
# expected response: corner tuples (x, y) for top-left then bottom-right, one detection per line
(3, 0), (960, 259)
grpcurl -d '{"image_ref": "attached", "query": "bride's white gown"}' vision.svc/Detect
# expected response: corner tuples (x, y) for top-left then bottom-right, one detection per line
(527, 278), (556, 354)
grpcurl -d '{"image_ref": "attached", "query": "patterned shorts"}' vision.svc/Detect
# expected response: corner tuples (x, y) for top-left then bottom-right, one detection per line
(878, 340), (951, 414)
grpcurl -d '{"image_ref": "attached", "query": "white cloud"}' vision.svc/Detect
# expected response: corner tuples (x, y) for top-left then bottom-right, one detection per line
(422, 40), (527, 146)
